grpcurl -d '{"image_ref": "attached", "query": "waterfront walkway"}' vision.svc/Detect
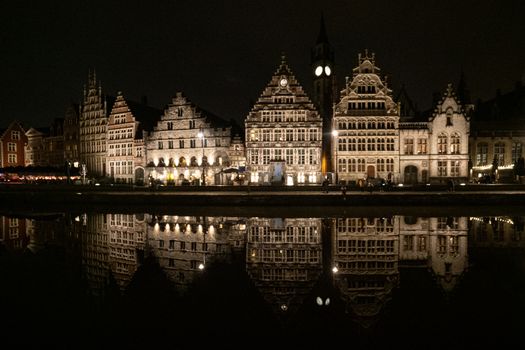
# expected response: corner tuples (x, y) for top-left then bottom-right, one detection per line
(2, 183), (525, 217)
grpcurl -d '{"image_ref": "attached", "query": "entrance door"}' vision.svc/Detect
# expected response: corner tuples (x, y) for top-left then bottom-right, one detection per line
(134, 167), (145, 185)
(367, 165), (375, 178)
(404, 165), (418, 184)
(271, 162), (285, 184)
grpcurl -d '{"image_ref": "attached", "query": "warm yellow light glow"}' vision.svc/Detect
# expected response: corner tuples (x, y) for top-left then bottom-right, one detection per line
(315, 66), (323, 76)
(332, 266), (339, 273)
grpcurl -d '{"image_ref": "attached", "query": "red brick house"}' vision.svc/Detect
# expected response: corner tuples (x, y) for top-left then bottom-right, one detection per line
(0, 120), (27, 168)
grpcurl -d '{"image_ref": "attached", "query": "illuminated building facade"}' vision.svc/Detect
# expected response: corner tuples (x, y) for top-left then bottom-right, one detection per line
(399, 84), (470, 184)
(245, 56), (323, 185)
(79, 70), (112, 177)
(106, 92), (162, 184)
(332, 51), (400, 184)
(146, 92), (233, 185)
(0, 120), (27, 168)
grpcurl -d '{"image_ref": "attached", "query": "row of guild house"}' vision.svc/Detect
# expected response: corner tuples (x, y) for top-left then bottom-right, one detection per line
(3, 18), (524, 186)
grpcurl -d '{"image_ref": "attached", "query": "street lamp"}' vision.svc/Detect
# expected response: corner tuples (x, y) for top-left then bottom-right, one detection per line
(197, 130), (205, 186)
(332, 130), (339, 184)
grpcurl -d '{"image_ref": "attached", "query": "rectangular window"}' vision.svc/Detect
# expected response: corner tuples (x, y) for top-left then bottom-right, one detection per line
(168, 140), (174, 149)
(417, 138), (427, 154)
(251, 150), (259, 164)
(450, 160), (460, 177)
(357, 158), (365, 172)
(512, 142), (522, 163)
(167, 122), (173, 130)
(11, 131), (20, 140)
(309, 149), (317, 165)
(404, 138), (414, 155)
(286, 129), (293, 141)
(476, 143), (488, 165)
(8, 154), (16, 163)
(309, 129), (318, 141)
(338, 138), (347, 151)
(297, 129), (306, 141)
(387, 138), (395, 151)
(367, 138), (376, 151)
(358, 138), (366, 151)
(297, 149), (305, 165)
(495, 143), (505, 165)
(274, 129), (282, 142)
(348, 139), (356, 151)
(274, 149), (282, 160)
(386, 159), (394, 172)
(262, 130), (271, 142)
(179, 140), (184, 148)
(190, 139), (196, 148)
(377, 159), (385, 172)
(263, 149), (270, 164)
(348, 158), (356, 172)
(7, 142), (16, 152)
(158, 141), (163, 149)
(279, 148), (291, 165)
(438, 160), (447, 176)
(338, 158), (347, 172)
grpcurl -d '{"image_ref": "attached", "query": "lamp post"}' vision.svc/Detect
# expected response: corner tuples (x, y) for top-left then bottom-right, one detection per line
(332, 130), (339, 185)
(197, 130), (205, 186)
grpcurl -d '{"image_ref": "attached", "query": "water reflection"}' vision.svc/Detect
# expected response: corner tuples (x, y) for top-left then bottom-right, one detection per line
(1, 211), (524, 344)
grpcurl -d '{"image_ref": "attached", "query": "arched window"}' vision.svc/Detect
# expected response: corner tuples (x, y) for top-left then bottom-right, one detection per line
(450, 133), (461, 154)
(179, 157), (187, 167)
(438, 133), (448, 154)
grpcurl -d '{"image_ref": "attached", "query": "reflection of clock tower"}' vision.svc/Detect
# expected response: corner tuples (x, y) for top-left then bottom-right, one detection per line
(311, 14), (336, 175)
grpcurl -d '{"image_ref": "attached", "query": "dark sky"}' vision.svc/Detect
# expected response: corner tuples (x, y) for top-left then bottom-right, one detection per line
(2, 0), (525, 128)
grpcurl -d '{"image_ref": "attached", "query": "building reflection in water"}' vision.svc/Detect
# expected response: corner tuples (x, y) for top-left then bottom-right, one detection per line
(245, 217), (323, 320)
(1, 211), (524, 330)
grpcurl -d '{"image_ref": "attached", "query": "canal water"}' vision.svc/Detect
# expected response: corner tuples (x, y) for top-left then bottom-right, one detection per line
(1, 208), (523, 348)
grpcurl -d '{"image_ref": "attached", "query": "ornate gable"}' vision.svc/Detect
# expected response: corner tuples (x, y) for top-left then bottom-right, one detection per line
(250, 54), (317, 112)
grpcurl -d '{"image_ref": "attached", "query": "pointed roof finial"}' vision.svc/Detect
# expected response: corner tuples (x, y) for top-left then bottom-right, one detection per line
(446, 82), (454, 97)
(281, 51), (287, 65)
(316, 12), (329, 44)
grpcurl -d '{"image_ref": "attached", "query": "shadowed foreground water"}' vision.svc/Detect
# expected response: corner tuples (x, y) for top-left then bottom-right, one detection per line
(1, 208), (524, 348)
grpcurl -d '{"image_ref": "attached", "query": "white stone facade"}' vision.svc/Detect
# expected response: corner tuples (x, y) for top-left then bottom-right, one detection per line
(332, 51), (400, 184)
(399, 84), (470, 184)
(79, 71), (109, 177)
(106, 92), (143, 184)
(245, 56), (323, 185)
(146, 92), (232, 185)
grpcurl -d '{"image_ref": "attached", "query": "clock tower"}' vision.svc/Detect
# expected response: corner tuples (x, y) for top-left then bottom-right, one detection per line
(311, 14), (336, 175)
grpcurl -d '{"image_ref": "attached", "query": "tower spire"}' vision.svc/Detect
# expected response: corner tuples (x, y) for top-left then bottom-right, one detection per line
(316, 12), (329, 44)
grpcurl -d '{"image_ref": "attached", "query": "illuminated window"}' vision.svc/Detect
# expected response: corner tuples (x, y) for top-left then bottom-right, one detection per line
(450, 133), (461, 154)
(438, 160), (447, 176)
(7, 142), (16, 152)
(512, 142), (522, 163)
(417, 138), (427, 154)
(438, 133), (448, 154)
(494, 142), (505, 164)
(476, 143), (488, 165)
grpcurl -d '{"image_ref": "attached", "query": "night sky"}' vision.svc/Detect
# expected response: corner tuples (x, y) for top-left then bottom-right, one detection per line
(2, 0), (525, 129)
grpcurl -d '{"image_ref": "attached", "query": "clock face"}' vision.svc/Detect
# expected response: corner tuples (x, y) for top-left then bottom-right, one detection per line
(324, 66), (332, 76)
(315, 65), (323, 76)
(280, 78), (288, 87)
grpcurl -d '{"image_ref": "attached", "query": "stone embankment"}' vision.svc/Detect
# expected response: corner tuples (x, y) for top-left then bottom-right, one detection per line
(1, 184), (525, 217)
